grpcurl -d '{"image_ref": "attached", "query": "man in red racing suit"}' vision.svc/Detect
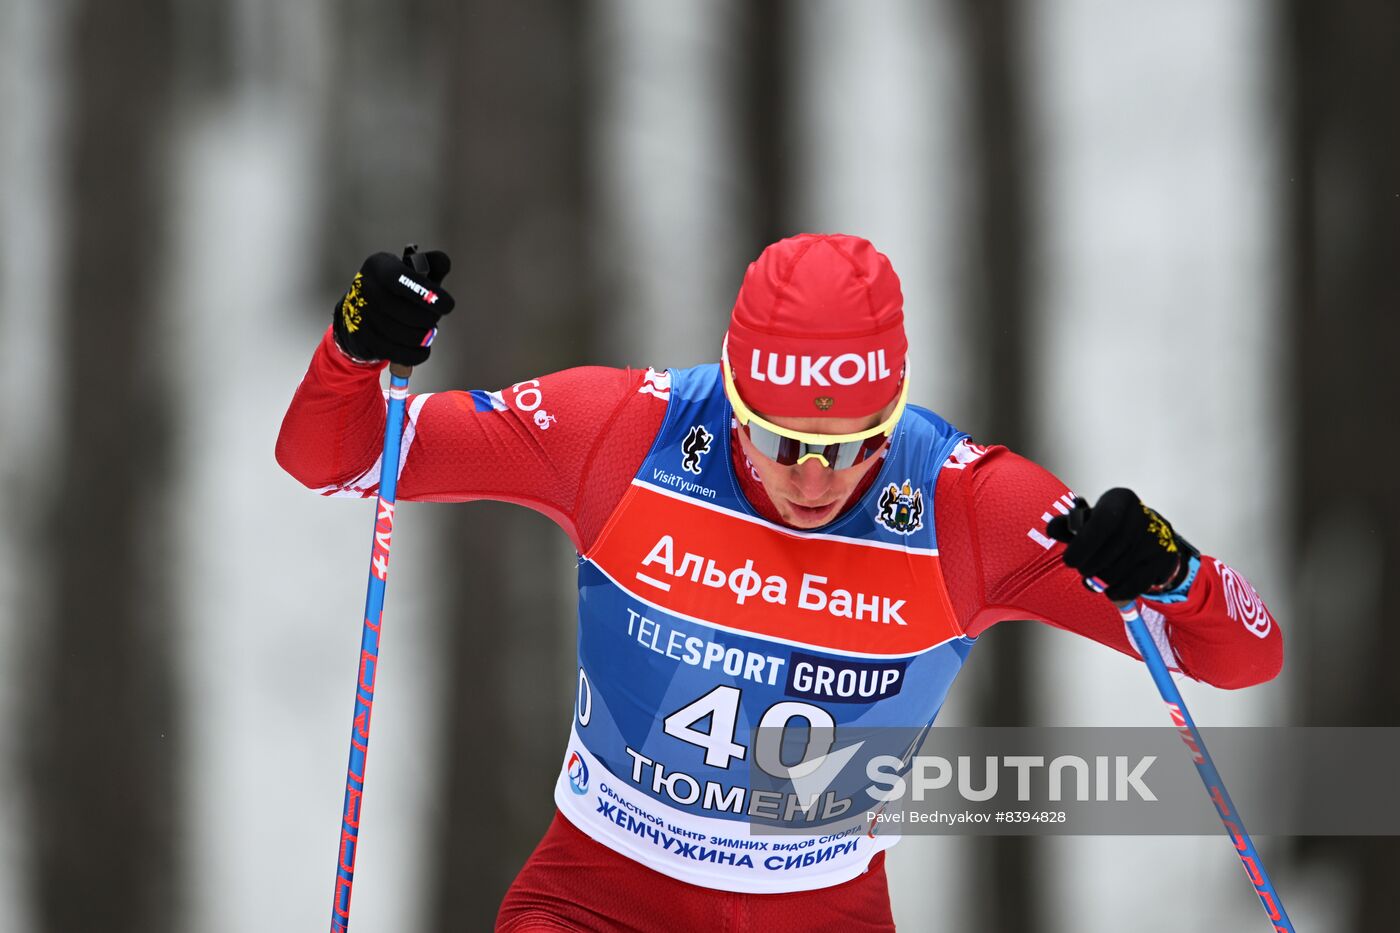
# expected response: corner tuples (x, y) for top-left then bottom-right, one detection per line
(278, 234), (1282, 931)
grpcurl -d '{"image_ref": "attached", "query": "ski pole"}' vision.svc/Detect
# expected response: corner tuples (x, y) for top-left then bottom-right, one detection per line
(1085, 576), (1295, 932)
(328, 246), (428, 933)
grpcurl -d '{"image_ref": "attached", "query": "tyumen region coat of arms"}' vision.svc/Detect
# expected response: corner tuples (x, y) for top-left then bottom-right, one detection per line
(876, 480), (925, 535)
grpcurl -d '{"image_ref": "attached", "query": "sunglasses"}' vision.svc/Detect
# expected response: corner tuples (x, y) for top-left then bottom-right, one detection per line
(720, 342), (908, 470)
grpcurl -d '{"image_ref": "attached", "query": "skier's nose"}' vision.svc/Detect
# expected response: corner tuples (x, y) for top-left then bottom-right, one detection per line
(790, 457), (833, 500)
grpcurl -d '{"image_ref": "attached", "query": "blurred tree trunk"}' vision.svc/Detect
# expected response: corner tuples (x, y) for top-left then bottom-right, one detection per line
(318, 0), (450, 291)
(957, 0), (1043, 929)
(742, 0), (792, 253)
(25, 2), (177, 932)
(425, 3), (591, 928)
(1285, 1), (1400, 926)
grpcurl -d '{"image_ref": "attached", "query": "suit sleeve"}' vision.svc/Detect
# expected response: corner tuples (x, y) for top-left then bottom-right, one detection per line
(934, 440), (1283, 689)
(275, 325), (667, 550)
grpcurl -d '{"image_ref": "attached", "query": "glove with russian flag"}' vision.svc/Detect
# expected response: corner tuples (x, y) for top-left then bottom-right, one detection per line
(332, 249), (454, 366)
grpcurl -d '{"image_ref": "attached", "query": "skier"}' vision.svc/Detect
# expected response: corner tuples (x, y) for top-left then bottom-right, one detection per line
(278, 233), (1282, 931)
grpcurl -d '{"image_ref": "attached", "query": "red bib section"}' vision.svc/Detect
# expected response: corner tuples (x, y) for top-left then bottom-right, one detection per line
(590, 482), (962, 658)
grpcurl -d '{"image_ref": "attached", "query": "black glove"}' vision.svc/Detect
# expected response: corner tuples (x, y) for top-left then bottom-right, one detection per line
(332, 247), (454, 366)
(1045, 488), (1198, 602)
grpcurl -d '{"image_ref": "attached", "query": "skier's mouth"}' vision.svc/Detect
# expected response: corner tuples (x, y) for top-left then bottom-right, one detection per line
(788, 499), (840, 522)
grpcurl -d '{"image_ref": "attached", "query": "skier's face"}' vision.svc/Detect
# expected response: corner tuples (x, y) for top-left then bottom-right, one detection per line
(735, 401), (896, 529)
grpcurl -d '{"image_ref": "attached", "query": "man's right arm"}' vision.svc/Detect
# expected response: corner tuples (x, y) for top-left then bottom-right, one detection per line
(275, 326), (398, 493)
(276, 325), (667, 551)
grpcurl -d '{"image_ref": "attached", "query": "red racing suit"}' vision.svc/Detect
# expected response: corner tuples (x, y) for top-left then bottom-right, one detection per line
(277, 327), (1283, 926)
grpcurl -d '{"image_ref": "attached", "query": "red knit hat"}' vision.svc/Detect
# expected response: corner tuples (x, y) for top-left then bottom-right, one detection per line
(724, 233), (907, 418)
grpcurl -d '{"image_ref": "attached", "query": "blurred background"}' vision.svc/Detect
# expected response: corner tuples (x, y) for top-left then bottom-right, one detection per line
(0, 0), (1395, 930)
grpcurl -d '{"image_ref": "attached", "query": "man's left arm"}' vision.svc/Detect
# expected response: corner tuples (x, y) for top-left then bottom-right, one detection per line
(936, 441), (1283, 689)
